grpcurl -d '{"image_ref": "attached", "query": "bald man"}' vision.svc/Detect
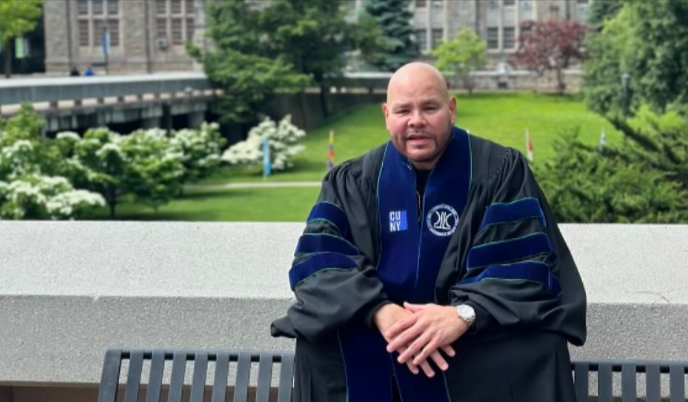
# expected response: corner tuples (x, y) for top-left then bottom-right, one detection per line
(272, 62), (586, 402)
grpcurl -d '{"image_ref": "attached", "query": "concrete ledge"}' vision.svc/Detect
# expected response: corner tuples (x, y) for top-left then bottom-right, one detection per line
(1, 222), (687, 384)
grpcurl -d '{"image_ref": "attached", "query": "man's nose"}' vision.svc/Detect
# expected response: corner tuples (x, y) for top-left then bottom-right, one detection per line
(408, 109), (426, 128)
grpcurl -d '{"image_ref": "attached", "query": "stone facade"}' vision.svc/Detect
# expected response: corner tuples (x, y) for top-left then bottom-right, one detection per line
(45, 0), (592, 75)
(44, 0), (206, 74)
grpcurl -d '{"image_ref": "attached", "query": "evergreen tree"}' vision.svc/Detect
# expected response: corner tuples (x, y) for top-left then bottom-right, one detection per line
(363, 0), (419, 71)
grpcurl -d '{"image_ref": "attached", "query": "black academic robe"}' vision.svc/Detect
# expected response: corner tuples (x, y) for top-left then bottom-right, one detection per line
(271, 127), (587, 402)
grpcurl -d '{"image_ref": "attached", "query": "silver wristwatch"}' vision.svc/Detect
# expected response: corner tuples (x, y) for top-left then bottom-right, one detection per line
(456, 304), (476, 327)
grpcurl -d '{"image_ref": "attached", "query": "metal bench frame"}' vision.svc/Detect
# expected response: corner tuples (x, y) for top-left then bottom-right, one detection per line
(97, 349), (688, 402)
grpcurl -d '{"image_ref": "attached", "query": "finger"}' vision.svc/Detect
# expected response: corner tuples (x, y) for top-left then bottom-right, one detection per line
(412, 339), (439, 366)
(403, 302), (426, 313)
(385, 314), (417, 340)
(397, 346), (419, 375)
(397, 331), (432, 364)
(387, 322), (425, 353)
(441, 345), (456, 358)
(419, 359), (435, 378)
(428, 350), (449, 371)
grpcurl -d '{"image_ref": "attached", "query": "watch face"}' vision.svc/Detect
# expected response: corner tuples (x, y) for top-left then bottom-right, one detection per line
(458, 305), (475, 321)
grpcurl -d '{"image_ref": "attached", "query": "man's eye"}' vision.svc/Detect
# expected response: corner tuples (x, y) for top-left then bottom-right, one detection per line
(396, 110), (408, 114)
(425, 106), (437, 111)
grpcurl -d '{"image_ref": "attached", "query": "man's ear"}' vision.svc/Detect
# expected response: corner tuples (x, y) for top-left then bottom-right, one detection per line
(449, 97), (457, 124)
(381, 103), (389, 128)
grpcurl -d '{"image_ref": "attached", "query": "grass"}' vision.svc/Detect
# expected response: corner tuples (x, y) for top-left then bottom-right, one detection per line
(87, 92), (623, 221)
(201, 92), (622, 184)
(85, 186), (321, 221)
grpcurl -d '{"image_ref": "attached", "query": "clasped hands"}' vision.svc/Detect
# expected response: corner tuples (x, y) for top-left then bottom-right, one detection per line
(373, 302), (469, 378)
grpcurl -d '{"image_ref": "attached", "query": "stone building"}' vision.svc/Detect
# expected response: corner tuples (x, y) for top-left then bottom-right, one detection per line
(43, 0), (592, 74)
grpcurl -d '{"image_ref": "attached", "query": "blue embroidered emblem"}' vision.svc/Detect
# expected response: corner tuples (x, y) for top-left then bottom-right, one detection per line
(389, 210), (408, 232)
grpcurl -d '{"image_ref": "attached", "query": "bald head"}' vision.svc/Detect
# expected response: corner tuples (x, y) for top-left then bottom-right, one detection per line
(386, 62), (450, 104)
(382, 62), (457, 170)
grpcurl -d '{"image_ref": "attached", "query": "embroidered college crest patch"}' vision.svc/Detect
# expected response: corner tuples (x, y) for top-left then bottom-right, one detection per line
(427, 204), (459, 237)
(389, 210), (408, 232)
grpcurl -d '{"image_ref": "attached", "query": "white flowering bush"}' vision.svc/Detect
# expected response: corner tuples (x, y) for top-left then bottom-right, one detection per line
(170, 122), (226, 183)
(0, 174), (105, 220)
(222, 115), (306, 171)
(0, 107), (106, 220)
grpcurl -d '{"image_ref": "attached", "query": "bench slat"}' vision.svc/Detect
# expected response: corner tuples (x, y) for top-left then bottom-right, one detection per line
(190, 352), (209, 402)
(621, 363), (636, 402)
(574, 362), (589, 402)
(277, 353), (295, 402)
(211, 352), (230, 402)
(167, 351), (187, 402)
(124, 350), (144, 402)
(145, 350), (165, 402)
(234, 352), (251, 402)
(646, 364), (661, 402)
(97, 349), (122, 402)
(598, 362), (613, 402)
(670, 363), (686, 402)
(255, 353), (274, 402)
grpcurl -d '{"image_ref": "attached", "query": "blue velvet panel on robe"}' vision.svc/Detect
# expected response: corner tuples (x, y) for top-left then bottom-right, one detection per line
(338, 127), (472, 402)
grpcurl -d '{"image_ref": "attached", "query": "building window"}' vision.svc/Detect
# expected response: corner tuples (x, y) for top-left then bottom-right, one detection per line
(504, 0), (515, 6)
(108, 20), (120, 46)
(107, 0), (118, 15)
(431, 28), (443, 50)
(577, 0), (588, 3)
(186, 18), (195, 42)
(415, 0), (426, 8)
(415, 29), (427, 52)
(156, 19), (167, 39)
(93, 19), (105, 43)
(549, 5), (560, 20)
(92, 0), (103, 15)
(78, 20), (90, 46)
(487, 27), (499, 50)
(156, 0), (166, 15)
(77, 0), (121, 49)
(503, 27), (515, 49)
(431, 0), (442, 8)
(171, 0), (182, 14)
(154, 0), (196, 47)
(171, 18), (183, 45)
(78, 0), (89, 15)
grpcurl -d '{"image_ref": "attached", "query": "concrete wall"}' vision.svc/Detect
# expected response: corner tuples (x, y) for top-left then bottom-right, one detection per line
(2, 222), (688, 382)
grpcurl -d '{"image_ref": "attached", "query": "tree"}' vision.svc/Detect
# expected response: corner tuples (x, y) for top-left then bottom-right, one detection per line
(535, 109), (688, 223)
(587, 0), (623, 31)
(0, 0), (43, 78)
(193, 0), (379, 123)
(583, 0), (688, 116)
(170, 123), (226, 186)
(0, 106), (105, 220)
(511, 20), (586, 94)
(431, 28), (486, 94)
(363, 0), (418, 71)
(119, 129), (185, 211)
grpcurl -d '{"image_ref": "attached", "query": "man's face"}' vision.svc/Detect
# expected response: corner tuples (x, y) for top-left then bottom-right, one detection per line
(382, 71), (456, 170)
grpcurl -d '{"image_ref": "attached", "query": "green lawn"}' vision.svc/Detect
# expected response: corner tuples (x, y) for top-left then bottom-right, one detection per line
(201, 92), (622, 184)
(86, 186), (321, 221)
(89, 92), (623, 221)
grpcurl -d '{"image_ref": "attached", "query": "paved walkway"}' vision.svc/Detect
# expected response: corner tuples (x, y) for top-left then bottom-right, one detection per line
(185, 181), (321, 190)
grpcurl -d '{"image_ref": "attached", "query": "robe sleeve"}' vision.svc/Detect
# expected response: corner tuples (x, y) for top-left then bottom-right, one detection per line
(450, 149), (587, 345)
(271, 165), (390, 342)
